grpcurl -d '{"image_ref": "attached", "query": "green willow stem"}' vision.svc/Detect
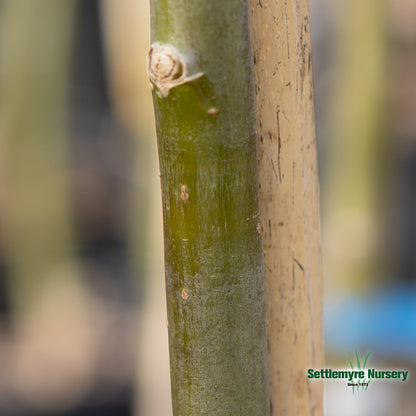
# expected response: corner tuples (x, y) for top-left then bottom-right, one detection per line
(149, 0), (269, 415)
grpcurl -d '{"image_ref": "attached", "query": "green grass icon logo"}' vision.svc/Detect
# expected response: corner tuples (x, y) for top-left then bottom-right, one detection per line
(348, 351), (371, 393)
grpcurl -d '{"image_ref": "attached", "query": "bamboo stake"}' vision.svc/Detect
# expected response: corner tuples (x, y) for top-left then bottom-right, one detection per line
(250, 1), (324, 415)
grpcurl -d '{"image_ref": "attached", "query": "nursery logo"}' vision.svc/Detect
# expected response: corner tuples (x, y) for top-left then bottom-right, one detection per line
(307, 351), (409, 393)
(346, 351), (371, 393)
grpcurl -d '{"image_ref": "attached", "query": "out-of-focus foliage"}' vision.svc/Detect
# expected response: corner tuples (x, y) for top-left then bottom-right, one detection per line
(0, 1), (148, 415)
(311, 0), (416, 414)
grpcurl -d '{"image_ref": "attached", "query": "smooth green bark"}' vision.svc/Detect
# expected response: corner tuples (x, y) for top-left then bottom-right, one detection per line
(150, 0), (269, 415)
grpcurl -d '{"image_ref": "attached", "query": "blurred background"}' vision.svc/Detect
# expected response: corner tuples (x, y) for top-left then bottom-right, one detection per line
(0, 0), (414, 415)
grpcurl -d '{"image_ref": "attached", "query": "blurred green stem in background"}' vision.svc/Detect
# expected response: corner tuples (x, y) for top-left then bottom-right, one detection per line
(0, 0), (79, 315)
(323, 0), (388, 293)
(100, 0), (154, 304)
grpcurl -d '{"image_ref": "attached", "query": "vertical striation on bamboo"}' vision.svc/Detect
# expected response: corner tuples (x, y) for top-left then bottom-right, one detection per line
(250, 1), (324, 415)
